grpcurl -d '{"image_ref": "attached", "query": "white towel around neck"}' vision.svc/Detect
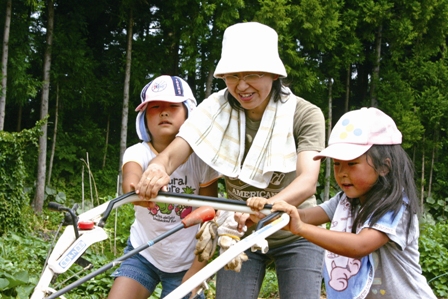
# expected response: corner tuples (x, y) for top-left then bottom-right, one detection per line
(177, 87), (297, 189)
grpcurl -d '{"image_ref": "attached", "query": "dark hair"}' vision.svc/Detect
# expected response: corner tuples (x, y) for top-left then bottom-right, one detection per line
(349, 144), (419, 238)
(225, 79), (290, 110)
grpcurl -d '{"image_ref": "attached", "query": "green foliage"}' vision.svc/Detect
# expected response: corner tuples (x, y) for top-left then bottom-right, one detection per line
(316, 161), (341, 204)
(103, 197), (134, 250)
(419, 221), (448, 298)
(45, 198), (136, 299)
(1, 192), (446, 299)
(259, 268), (279, 298)
(0, 119), (45, 235)
(0, 194), (137, 299)
(0, 233), (50, 299)
(2, 1), (448, 297)
(425, 196), (448, 222)
(218, 178), (228, 198)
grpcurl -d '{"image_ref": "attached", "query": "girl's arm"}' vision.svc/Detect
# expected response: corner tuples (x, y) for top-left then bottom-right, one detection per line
(244, 150), (321, 228)
(297, 205), (332, 226)
(122, 161), (142, 193)
(123, 161), (156, 208)
(182, 255), (207, 298)
(246, 150), (321, 211)
(137, 137), (193, 199)
(272, 201), (389, 259)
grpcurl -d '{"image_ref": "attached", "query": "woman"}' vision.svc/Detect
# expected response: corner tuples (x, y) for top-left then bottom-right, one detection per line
(137, 22), (326, 299)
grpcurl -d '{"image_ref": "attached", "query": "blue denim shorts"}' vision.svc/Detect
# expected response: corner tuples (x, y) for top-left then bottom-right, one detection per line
(111, 239), (205, 299)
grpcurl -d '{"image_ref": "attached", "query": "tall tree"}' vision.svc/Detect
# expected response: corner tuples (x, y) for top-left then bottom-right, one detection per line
(47, 82), (59, 185)
(33, 0), (54, 213)
(118, 8), (134, 194)
(1, 0), (42, 132)
(0, 0), (11, 130)
(324, 78), (333, 201)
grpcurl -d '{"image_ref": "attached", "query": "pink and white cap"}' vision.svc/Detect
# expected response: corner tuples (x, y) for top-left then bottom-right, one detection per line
(135, 75), (196, 112)
(314, 107), (402, 161)
(135, 75), (197, 142)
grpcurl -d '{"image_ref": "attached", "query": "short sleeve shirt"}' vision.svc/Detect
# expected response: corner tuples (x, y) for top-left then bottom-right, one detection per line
(320, 193), (437, 299)
(224, 95), (325, 248)
(123, 142), (220, 272)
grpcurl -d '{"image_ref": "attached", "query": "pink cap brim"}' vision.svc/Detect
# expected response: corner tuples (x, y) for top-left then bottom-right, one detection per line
(313, 143), (373, 161)
(135, 97), (187, 112)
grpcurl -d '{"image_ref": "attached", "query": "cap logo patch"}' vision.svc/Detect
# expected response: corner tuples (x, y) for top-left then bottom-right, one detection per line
(151, 80), (168, 92)
(172, 76), (184, 97)
(339, 118), (363, 140)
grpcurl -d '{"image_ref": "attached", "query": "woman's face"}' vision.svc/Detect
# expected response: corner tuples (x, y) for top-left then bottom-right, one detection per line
(223, 72), (278, 119)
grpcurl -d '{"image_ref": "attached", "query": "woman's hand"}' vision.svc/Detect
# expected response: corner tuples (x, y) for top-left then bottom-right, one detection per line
(132, 200), (158, 209)
(136, 163), (170, 200)
(129, 182), (156, 208)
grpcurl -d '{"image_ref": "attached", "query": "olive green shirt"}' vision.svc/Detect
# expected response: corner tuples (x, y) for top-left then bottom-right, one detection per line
(224, 95), (325, 248)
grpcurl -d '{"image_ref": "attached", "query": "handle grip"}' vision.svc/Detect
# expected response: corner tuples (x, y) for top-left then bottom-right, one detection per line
(182, 206), (215, 228)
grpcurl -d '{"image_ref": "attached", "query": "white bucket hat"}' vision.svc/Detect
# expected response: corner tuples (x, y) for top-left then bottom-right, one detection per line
(135, 75), (197, 142)
(214, 22), (287, 78)
(314, 107), (402, 161)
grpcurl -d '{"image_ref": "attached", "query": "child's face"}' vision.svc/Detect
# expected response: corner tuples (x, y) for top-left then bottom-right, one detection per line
(145, 101), (187, 142)
(333, 154), (379, 204)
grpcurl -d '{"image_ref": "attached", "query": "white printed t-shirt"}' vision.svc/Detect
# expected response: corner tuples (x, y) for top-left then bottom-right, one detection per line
(122, 142), (220, 273)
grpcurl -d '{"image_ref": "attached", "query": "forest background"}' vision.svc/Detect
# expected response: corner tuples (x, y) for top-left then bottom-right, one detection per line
(1, 0), (448, 298)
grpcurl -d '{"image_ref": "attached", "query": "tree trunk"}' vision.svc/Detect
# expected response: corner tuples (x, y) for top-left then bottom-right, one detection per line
(103, 114), (110, 169)
(324, 78), (333, 201)
(16, 105), (22, 131)
(205, 66), (215, 98)
(420, 135), (425, 207)
(33, 0), (54, 213)
(428, 144), (435, 198)
(428, 130), (438, 198)
(47, 82), (59, 185)
(345, 64), (350, 112)
(370, 24), (382, 108)
(118, 11), (133, 194)
(0, 0), (12, 131)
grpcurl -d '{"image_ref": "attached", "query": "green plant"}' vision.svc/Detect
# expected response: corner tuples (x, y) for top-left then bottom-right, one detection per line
(0, 233), (49, 298)
(419, 221), (448, 298)
(259, 267), (279, 298)
(45, 185), (67, 204)
(0, 191), (140, 299)
(203, 276), (216, 299)
(0, 118), (45, 234)
(218, 178), (227, 198)
(149, 283), (162, 298)
(425, 196), (448, 222)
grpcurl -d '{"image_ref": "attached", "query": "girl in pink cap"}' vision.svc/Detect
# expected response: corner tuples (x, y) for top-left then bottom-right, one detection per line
(254, 107), (437, 299)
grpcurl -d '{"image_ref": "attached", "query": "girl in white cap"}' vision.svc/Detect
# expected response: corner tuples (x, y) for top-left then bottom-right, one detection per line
(264, 107), (437, 299)
(137, 22), (326, 299)
(107, 75), (220, 299)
